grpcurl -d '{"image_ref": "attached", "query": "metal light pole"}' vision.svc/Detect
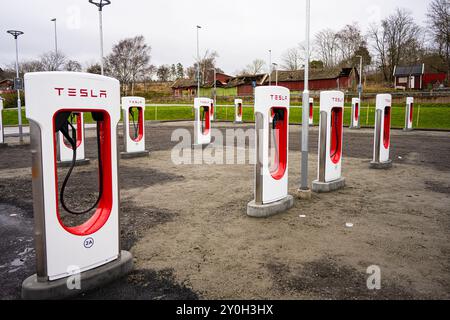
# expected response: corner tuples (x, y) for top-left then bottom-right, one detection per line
(268, 49), (272, 85)
(356, 55), (363, 127)
(89, 0), (111, 75)
(196, 25), (202, 98)
(299, 0), (311, 193)
(7, 30), (24, 143)
(210, 67), (217, 119)
(51, 18), (58, 55)
(272, 63), (278, 86)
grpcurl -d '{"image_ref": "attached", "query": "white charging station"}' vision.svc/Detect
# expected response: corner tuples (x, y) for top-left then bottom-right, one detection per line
(0, 97), (5, 147)
(121, 96), (149, 158)
(370, 94), (392, 169)
(404, 97), (414, 131)
(21, 72), (132, 300)
(350, 97), (360, 129)
(309, 98), (314, 125)
(57, 112), (89, 167)
(193, 97), (212, 146)
(234, 98), (243, 123)
(312, 91), (346, 193)
(247, 86), (294, 217)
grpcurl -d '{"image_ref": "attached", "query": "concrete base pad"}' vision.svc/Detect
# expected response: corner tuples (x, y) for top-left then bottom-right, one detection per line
(57, 158), (90, 168)
(21, 250), (133, 300)
(120, 150), (150, 159)
(0, 143), (8, 148)
(403, 128), (413, 132)
(312, 177), (346, 193)
(247, 195), (294, 218)
(297, 188), (312, 200)
(370, 159), (392, 169)
(233, 121), (243, 124)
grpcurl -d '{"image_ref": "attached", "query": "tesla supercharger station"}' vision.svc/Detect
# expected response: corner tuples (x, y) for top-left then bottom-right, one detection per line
(21, 72), (132, 300)
(234, 98), (243, 123)
(309, 98), (314, 125)
(350, 98), (360, 129)
(247, 86), (294, 217)
(370, 94), (392, 169)
(0, 97), (5, 147)
(404, 97), (414, 131)
(57, 112), (89, 167)
(193, 97), (212, 146)
(312, 91), (346, 193)
(121, 96), (149, 158)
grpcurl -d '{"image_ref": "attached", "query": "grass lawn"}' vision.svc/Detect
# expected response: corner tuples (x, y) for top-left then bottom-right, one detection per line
(2, 103), (450, 130)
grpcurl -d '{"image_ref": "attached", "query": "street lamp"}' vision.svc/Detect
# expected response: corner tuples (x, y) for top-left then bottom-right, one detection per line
(89, 0), (111, 75)
(7, 30), (24, 143)
(51, 18), (58, 55)
(210, 67), (217, 119)
(299, 0), (311, 195)
(196, 25), (202, 98)
(356, 55), (363, 127)
(272, 63), (278, 86)
(268, 49), (272, 85)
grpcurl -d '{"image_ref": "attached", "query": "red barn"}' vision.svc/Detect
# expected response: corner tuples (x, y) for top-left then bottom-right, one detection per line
(393, 64), (446, 90)
(266, 67), (359, 91)
(225, 74), (268, 96)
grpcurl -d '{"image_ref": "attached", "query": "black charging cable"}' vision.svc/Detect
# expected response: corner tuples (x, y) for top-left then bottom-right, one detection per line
(129, 108), (139, 140)
(56, 112), (104, 215)
(330, 111), (340, 159)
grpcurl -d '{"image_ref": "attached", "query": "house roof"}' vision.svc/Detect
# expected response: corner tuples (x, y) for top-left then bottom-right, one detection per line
(225, 74), (268, 88)
(267, 67), (356, 83)
(394, 64), (424, 76)
(171, 78), (197, 89)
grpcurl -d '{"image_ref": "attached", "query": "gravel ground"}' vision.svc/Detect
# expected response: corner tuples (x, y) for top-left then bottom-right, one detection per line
(0, 121), (449, 299)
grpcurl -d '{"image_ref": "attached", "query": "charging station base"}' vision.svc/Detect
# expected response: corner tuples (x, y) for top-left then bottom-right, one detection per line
(247, 195), (294, 218)
(120, 150), (150, 159)
(57, 159), (90, 168)
(403, 128), (413, 132)
(312, 177), (346, 193)
(21, 250), (133, 300)
(370, 160), (392, 169)
(233, 121), (243, 124)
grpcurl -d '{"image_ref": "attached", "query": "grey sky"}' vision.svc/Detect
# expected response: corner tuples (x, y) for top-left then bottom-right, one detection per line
(0, 0), (431, 75)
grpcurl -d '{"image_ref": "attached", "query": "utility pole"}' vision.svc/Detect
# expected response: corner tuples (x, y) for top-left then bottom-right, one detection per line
(89, 0), (111, 75)
(210, 67), (217, 119)
(7, 30), (24, 143)
(51, 18), (58, 55)
(196, 25), (202, 97)
(356, 55), (363, 127)
(298, 0), (311, 196)
(268, 49), (272, 85)
(272, 63), (278, 86)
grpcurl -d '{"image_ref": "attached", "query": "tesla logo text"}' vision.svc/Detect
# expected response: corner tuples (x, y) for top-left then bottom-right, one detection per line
(270, 95), (288, 101)
(332, 97), (343, 103)
(83, 237), (94, 248)
(55, 88), (107, 98)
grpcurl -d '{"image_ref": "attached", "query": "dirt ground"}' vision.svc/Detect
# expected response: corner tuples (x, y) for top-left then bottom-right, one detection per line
(0, 121), (449, 300)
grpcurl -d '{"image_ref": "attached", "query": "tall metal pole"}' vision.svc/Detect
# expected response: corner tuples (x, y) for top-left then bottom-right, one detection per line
(197, 26), (201, 97)
(273, 63), (278, 86)
(51, 18), (58, 55)
(7, 30), (24, 143)
(268, 50), (272, 86)
(213, 68), (217, 119)
(300, 0), (310, 191)
(89, 0), (111, 76)
(357, 55), (363, 127)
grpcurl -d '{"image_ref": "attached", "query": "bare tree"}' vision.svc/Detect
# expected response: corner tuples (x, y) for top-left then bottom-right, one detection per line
(281, 47), (303, 71)
(368, 8), (422, 82)
(314, 29), (339, 67)
(336, 24), (366, 64)
(427, 0), (450, 82)
(245, 59), (266, 75)
(40, 51), (67, 71)
(157, 65), (170, 82)
(65, 60), (82, 72)
(106, 35), (151, 95)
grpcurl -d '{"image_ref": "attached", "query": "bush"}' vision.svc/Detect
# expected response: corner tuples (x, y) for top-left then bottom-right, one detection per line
(0, 92), (25, 108)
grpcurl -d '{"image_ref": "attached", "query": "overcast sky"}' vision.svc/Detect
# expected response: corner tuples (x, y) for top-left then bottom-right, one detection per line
(0, 0), (431, 75)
